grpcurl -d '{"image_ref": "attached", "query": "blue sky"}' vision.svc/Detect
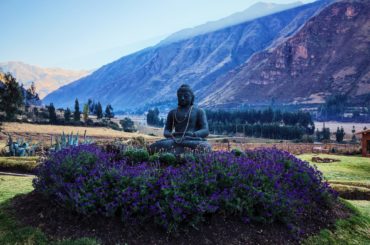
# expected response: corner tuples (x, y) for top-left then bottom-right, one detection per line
(0, 0), (313, 70)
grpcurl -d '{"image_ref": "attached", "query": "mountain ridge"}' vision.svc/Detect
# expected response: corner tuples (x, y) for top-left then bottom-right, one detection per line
(0, 61), (91, 99)
(159, 1), (303, 45)
(44, 0), (330, 110)
(200, 0), (370, 108)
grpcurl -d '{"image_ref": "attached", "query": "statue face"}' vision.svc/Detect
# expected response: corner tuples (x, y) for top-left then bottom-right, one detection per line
(177, 91), (192, 107)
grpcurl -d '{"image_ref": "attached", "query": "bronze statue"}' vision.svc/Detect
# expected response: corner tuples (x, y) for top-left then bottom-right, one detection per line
(149, 84), (211, 154)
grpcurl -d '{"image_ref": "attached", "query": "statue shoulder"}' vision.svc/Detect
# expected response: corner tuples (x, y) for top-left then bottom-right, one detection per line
(194, 107), (206, 116)
(194, 106), (205, 113)
(167, 109), (176, 114)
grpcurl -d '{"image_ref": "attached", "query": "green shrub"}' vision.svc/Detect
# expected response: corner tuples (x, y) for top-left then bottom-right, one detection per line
(159, 152), (177, 165)
(231, 148), (244, 157)
(123, 148), (150, 163)
(0, 156), (39, 173)
(149, 153), (160, 162)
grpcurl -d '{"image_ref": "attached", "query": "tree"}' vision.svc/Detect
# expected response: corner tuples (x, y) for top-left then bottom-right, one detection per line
(335, 127), (345, 143)
(351, 125), (357, 143)
(147, 108), (164, 127)
(322, 127), (331, 141)
(0, 73), (24, 120)
(105, 104), (114, 119)
(64, 108), (71, 122)
(120, 117), (137, 132)
(96, 102), (103, 119)
(48, 103), (57, 124)
(74, 99), (80, 121)
(83, 104), (89, 122)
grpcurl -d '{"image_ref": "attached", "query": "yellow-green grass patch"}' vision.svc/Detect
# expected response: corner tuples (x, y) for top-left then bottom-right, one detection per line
(0, 156), (39, 173)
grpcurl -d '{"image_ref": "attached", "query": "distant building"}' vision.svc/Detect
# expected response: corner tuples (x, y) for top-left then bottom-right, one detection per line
(356, 129), (370, 157)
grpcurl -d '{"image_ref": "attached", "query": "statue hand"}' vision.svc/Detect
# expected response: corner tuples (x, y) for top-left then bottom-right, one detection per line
(172, 132), (183, 137)
(185, 132), (195, 137)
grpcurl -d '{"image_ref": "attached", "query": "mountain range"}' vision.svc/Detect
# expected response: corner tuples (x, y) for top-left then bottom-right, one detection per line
(201, 0), (370, 108)
(160, 1), (303, 45)
(44, 0), (336, 110)
(0, 62), (90, 99)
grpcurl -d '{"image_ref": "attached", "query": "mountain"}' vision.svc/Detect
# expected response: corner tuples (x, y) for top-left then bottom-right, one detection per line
(160, 1), (303, 45)
(201, 0), (370, 108)
(0, 62), (90, 98)
(44, 0), (330, 110)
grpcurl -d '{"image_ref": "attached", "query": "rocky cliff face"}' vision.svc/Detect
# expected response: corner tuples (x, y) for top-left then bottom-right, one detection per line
(43, 1), (328, 110)
(201, 0), (370, 108)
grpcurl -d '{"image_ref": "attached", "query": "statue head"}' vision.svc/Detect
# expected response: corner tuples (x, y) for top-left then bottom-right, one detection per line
(177, 84), (194, 107)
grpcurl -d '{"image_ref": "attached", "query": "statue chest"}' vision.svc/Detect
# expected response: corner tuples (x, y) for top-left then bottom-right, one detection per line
(173, 110), (198, 132)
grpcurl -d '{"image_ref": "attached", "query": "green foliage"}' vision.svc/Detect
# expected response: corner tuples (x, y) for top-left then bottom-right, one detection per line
(51, 131), (92, 151)
(335, 127), (345, 143)
(64, 107), (71, 122)
(73, 99), (80, 121)
(48, 103), (57, 124)
(351, 126), (357, 143)
(148, 153), (160, 162)
(147, 107), (164, 127)
(123, 148), (150, 163)
(96, 102), (103, 119)
(316, 127), (330, 142)
(0, 73), (24, 120)
(0, 156), (39, 173)
(231, 148), (244, 157)
(104, 104), (114, 119)
(207, 108), (314, 140)
(319, 94), (348, 120)
(7, 135), (37, 157)
(106, 120), (120, 131)
(120, 117), (137, 132)
(159, 152), (177, 165)
(83, 103), (89, 122)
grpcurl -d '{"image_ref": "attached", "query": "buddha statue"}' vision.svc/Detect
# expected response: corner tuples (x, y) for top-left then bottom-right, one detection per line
(149, 84), (211, 154)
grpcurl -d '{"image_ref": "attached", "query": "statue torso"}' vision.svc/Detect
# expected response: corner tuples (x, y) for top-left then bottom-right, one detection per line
(170, 107), (201, 133)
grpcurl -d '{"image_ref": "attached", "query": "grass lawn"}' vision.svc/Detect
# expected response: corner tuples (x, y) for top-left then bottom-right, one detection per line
(298, 154), (370, 185)
(0, 154), (369, 244)
(0, 175), (99, 245)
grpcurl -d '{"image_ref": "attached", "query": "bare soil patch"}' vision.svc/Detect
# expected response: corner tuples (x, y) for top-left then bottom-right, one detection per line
(7, 191), (351, 245)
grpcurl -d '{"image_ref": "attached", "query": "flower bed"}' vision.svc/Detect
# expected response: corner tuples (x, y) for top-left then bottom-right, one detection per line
(33, 145), (337, 233)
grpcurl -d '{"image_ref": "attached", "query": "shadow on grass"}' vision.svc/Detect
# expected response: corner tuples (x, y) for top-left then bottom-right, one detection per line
(304, 199), (370, 245)
(0, 194), (100, 245)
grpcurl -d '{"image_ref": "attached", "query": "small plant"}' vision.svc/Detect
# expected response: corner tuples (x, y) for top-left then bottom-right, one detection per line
(123, 148), (150, 163)
(159, 152), (177, 165)
(231, 148), (244, 157)
(148, 153), (160, 162)
(51, 130), (93, 151)
(7, 135), (37, 156)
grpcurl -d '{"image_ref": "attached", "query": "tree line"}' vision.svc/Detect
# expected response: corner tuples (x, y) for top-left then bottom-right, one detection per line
(47, 99), (114, 125)
(206, 108), (315, 140)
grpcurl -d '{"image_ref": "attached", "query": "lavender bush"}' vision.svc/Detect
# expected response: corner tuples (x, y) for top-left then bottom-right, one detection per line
(33, 145), (337, 232)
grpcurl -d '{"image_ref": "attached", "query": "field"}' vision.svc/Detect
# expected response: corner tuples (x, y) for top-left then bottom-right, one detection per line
(298, 154), (370, 184)
(298, 154), (370, 200)
(0, 122), (160, 146)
